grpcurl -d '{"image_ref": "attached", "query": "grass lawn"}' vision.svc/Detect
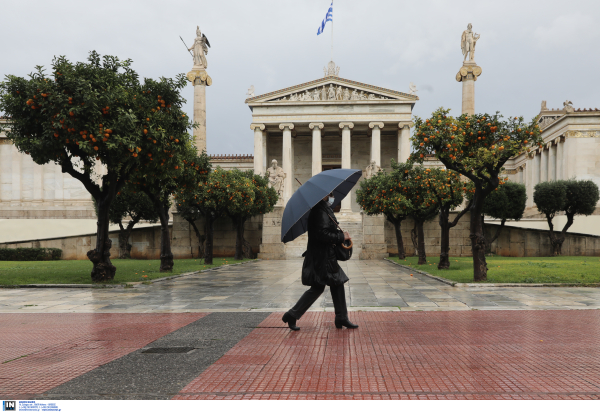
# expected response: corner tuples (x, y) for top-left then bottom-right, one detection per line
(0, 257), (252, 286)
(387, 255), (600, 284)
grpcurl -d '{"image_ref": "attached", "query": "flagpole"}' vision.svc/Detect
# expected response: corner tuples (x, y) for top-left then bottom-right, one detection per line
(331, 0), (334, 61)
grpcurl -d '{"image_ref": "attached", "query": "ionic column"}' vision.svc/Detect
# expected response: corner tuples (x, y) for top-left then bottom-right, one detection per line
(540, 146), (547, 182)
(250, 123), (265, 175)
(526, 155), (535, 208)
(279, 123), (294, 205)
(533, 151), (541, 187)
(456, 64), (482, 115)
(339, 122), (354, 212)
(369, 122), (384, 167)
(548, 142), (556, 181)
(397, 122), (413, 163)
(262, 130), (268, 173)
(557, 136), (565, 180)
(517, 166), (523, 184)
(309, 123), (324, 176)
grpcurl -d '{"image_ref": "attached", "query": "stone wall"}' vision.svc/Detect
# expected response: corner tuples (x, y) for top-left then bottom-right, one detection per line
(0, 214), (264, 260)
(487, 224), (600, 257)
(384, 212), (473, 258)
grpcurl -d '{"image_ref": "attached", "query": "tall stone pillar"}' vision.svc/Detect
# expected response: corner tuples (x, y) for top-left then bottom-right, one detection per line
(526, 155), (535, 208)
(397, 122), (412, 162)
(456, 63), (482, 115)
(339, 122), (354, 212)
(548, 143), (556, 181)
(262, 131), (268, 173)
(369, 122), (383, 167)
(540, 147), (547, 183)
(309, 123), (324, 176)
(251, 123), (265, 175)
(280, 123), (294, 205)
(187, 69), (212, 153)
(556, 137), (564, 180)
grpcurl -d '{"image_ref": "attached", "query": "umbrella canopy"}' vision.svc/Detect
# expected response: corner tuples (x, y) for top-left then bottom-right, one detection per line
(281, 168), (362, 243)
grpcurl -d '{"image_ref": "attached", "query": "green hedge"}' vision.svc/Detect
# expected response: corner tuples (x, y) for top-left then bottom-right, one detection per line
(0, 248), (62, 261)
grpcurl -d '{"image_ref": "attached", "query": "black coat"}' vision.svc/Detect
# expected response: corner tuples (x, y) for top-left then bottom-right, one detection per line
(301, 200), (349, 287)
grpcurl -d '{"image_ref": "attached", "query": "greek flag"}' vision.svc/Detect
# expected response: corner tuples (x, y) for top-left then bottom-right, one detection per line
(317, 2), (333, 35)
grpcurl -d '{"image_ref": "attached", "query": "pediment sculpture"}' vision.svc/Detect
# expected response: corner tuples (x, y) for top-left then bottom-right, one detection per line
(271, 84), (390, 102)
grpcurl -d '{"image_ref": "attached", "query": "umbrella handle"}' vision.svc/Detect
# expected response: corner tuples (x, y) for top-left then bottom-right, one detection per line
(341, 239), (353, 250)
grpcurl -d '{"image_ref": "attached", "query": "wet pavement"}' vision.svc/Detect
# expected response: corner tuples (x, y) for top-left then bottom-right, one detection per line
(1, 259), (599, 400)
(1, 260), (600, 313)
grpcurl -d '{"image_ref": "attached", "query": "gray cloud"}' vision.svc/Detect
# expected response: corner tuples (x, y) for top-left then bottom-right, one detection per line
(2, 0), (599, 155)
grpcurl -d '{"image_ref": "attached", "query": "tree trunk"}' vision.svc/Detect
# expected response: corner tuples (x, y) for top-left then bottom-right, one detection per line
(188, 219), (205, 259)
(204, 213), (215, 265)
(545, 213), (566, 256)
(470, 192), (488, 281)
(118, 220), (137, 259)
(439, 222), (450, 270)
(387, 215), (405, 259)
(410, 220), (418, 256)
(156, 200), (173, 272)
(234, 217), (245, 260)
(88, 196), (116, 282)
(416, 219), (427, 265)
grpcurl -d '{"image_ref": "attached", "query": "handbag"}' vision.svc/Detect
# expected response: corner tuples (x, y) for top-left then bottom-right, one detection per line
(327, 214), (353, 261)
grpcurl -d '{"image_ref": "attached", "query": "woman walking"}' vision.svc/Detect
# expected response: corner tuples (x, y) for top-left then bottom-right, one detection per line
(282, 193), (358, 331)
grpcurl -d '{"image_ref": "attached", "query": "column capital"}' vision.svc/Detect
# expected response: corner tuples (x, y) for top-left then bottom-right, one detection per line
(398, 122), (414, 129)
(339, 122), (354, 130)
(369, 122), (384, 129)
(279, 123), (295, 130)
(309, 122), (324, 130)
(250, 123), (265, 131)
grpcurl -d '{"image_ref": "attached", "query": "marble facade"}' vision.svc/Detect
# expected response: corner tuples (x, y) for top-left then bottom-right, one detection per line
(244, 62), (418, 259)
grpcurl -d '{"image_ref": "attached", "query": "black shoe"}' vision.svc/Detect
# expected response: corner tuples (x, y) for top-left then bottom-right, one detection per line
(335, 318), (358, 329)
(282, 312), (300, 331)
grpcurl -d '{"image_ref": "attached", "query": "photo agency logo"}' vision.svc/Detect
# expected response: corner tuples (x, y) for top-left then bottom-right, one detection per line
(2, 401), (16, 411)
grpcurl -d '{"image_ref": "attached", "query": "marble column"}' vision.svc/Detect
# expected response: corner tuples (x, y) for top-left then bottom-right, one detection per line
(193, 77), (207, 152)
(339, 122), (354, 212)
(526, 156), (535, 208)
(540, 147), (547, 182)
(309, 123), (324, 176)
(548, 143), (556, 181)
(251, 123), (265, 175)
(262, 131), (268, 173)
(557, 136), (566, 180)
(517, 167), (523, 184)
(456, 63), (482, 116)
(369, 122), (384, 167)
(279, 123), (294, 205)
(533, 151), (541, 187)
(397, 122), (412, 163)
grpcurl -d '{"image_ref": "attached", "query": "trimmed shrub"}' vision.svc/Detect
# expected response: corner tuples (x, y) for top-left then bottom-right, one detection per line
(0, 248), (62, 261)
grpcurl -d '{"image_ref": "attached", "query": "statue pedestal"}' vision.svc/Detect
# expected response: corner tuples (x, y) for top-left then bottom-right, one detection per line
(359, 214), (389, 260)
(186, 67), (212, 154)
(257, 206), (286, 260)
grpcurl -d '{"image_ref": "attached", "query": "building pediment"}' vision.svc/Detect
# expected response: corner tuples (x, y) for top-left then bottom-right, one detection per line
(246, 75), (418, 105)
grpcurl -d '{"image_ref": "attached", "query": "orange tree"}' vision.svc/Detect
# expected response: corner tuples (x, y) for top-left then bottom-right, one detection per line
(422, 167), (470, 269)
(410, 108), (543, 280)
(392, 162), (440, 265)
(356, 168), (412, 259)
(226, 169), (278, 260)
(132, 147), (211, 272)
(175, 167), (255, 265)
(0, 52), (195, 281)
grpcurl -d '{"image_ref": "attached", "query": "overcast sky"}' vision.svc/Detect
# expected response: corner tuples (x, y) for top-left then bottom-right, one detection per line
(2, 0), (599, 155)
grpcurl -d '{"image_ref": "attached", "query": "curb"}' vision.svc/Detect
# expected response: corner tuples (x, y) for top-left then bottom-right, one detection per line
(0, 259), (261, 289)
(384, 258), (600, 288)
(384, 258), (457, 286)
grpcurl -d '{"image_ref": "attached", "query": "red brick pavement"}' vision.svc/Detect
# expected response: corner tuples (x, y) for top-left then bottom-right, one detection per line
(0, 313), (207, 397)
(175, 310), (600, 400)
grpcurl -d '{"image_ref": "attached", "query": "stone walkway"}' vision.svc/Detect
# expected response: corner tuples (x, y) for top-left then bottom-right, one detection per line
(1, 260), (599, 313)
(1, 260), (599, 400)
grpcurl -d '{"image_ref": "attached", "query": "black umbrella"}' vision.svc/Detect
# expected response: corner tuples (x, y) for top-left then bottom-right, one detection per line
(281, 168), (362, 243)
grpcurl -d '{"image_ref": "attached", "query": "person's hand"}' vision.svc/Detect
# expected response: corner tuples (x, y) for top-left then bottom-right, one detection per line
(343, 231), (351, 241)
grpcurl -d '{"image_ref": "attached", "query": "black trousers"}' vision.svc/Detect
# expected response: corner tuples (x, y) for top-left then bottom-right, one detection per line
(287, 283), (348, 320)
